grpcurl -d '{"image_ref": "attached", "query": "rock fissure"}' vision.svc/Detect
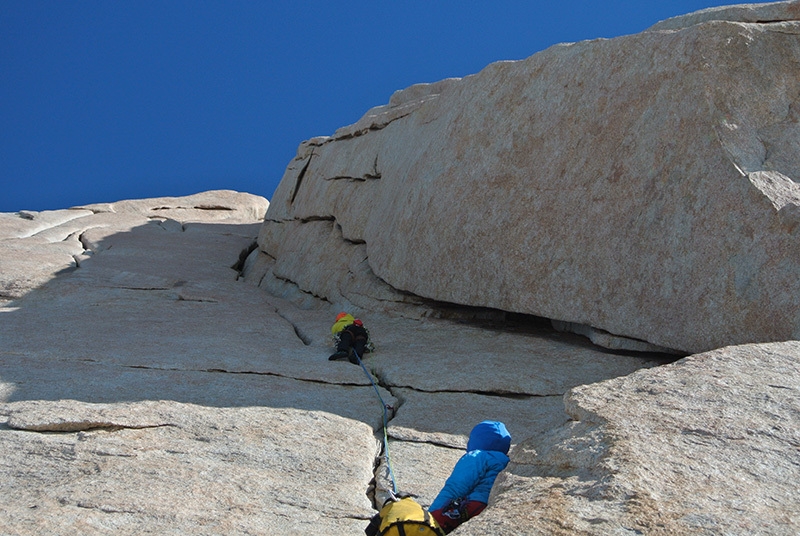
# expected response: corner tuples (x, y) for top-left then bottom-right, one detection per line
(389, 384), (563, 399)
(327, 174), (380, 182)
(176, 295), (218, 303)
(77, 231), (91, 252)
(231, 240), (258, 275)
(110, 286), (173, 291)
(274, 310), (313, 346)
(331, 108), (419, 141)
(756, 18), (800, 24)
(149, 204), (236, 212)
(123, 363), (370, 388)
(371, 156), (381, 179)
(291, 154), (314, 204)
(359, 364), (403, 509)
(192, 205), (236, 211)
(75, 501), (143, 515)
(11, 422), (176, 434)
(273, 274), (332, 303)
(298, 215), (335, 224)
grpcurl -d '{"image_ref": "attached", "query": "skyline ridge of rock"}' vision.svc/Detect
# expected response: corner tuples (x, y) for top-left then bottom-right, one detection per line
(248, 0), (800, 356)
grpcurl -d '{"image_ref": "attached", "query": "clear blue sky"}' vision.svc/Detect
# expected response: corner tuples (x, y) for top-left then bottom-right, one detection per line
(1, 1), (754, 212)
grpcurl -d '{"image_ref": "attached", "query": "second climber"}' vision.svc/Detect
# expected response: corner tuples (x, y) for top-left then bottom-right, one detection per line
(329, 312), (371, 364)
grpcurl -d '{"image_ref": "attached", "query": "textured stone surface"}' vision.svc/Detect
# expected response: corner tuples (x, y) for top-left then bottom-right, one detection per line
(458, 342), (800, 535)
(0, 401), (378, 535)
(0, 190), (268, 304)
(5, 2), (800, 534)
(649, 0), (800, 30)
(251, 2), (800, 354)
(366, 316), (669, 396)
(0, 190), (666, 534)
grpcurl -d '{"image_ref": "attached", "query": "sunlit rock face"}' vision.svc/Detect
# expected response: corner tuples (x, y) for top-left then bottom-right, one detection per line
(3, 2), (800, 535)
(457, 341), (800, 536)
(0, 190), (269, 304)
(0, 191), (670, 534)
(251, 1), (800, 354)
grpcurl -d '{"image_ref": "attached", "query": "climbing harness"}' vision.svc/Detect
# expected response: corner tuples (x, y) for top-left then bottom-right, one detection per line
(352, 348), (398, 495)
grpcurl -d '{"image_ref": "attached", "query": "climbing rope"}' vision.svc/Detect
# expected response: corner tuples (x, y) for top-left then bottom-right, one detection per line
(353, 348), (398, 496)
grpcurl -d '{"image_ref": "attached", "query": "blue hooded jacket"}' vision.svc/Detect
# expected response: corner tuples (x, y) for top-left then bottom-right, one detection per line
(429, 421), (511, 511)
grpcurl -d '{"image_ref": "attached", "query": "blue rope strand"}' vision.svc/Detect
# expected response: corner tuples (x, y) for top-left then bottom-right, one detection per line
(353, 348), (398, 495)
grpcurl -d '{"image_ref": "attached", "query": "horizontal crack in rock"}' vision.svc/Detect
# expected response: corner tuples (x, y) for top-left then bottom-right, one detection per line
(123, 364), (369, 388)
(75, 502), (144, 515)
(298, 215), (335, 223)
(10, 422), (175, 434)
(392, 384), (563, 399)
(273, 274), (331, 302)
(332, 108), (418, 141)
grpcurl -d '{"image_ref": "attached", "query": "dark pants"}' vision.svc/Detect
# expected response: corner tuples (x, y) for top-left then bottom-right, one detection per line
(337, 325), (368, 358)
(430, 501), (486, 534)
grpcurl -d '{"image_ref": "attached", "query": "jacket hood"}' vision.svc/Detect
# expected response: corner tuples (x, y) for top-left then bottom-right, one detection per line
(466, 421), (511, 454)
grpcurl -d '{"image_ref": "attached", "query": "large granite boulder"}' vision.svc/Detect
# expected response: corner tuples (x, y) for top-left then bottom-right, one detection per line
(249, 1), (800, 355)
(458, 341), (800, 535)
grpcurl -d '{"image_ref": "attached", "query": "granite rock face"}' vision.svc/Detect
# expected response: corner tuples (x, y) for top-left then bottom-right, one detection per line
(459, 342), (800, 535)
(649, 0), (800, 30)
(249, 1), (800, 355)
(4, 1), (800, 534)
(0, 190), (269, 304)
(1, 191), (669, 534)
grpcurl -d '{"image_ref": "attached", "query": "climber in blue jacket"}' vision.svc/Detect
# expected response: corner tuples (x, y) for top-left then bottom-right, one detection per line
(429, 420), (511, 533)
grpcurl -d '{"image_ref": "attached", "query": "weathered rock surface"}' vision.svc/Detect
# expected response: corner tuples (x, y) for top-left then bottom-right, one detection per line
(1, 401), (378, 535)
(249, 0), (800, 355)
(0, 190), (269, 304)
(1, 191), (669, 534)
(4, 2), (800, 534)
(459, 342), (800, 535)
(649, 0), (800, 30)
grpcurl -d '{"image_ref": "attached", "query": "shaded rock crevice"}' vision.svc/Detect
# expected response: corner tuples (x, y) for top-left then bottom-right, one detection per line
(290, 153), (313, 204)
(383, 384), (564, 399)
(231, 240), (258, 275)
(362, 367), (403, 509)
(251, 216), (688, 355)
(328, 156), (382, 182)
(331, 105), (421, 141)
(273, 274), (333, 303)
(122, 364), (370, 389)
(74, 502), (144, 515)
(275, 310), (314, 346)
(299, 215), (336, 224)
(150, 204), (237, 212)
(12, 422), (177, 434)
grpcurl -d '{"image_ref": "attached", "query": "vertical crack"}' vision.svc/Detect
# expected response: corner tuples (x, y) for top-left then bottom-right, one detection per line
(291, 154), (314, 204)
(231, 241), (258, 276)
(365, 155), (382, 180)
(273, 309), (313, 346)
(364, 366), (404, 510)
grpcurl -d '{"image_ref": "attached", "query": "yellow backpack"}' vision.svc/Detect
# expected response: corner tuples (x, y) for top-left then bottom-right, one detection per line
(365, 497), (445, 536)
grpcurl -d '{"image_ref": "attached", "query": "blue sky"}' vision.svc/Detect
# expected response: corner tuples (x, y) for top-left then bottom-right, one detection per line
(1, 1), (754, 212)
